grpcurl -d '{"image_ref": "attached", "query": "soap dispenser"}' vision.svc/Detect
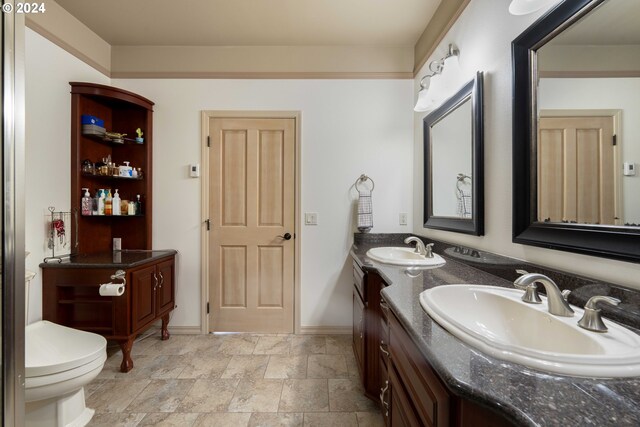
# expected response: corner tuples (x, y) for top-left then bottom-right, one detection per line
(112, 189), (121, 216)
(97, 189), (105, 216)
(81, 188), (92, 216)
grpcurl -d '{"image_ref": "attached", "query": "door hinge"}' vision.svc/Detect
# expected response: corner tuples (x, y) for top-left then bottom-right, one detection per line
(205, 219), (211, 230)
(206, 302), (210, 314)
(207, 135), (210, 147)
(613, 135), (617, 146)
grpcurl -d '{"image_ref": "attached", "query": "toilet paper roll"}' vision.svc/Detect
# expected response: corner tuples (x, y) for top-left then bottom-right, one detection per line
(99, 283), (125, 297)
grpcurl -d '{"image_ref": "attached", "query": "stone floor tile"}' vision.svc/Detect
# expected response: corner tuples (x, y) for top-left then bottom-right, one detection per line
(303, 412), (358, 427)
(279, 379), (329, 412)
(145, 335), (196, 356)
(87, 379), (150, 413)
(264, 355), (307, 379)
(290, 336), (326, 355)
(138, 412), (202, 426)
(228, 378), (284, 412)
(356, 411), (385, 427)
(328, 379), (378, 412)
(126, 379), (195, 413)
(216, 335), (260, 355)
(87, 412), (146, 426)
(221, 355), (269, 379)
(176, 379), (239, 413)
(253, 336), (291, 355)
(179, 354), (231, 379)
(306, 355), (348, 379)
(248, 412), (303, 427)
(325, 335), (353, 355)
(194, 412), (251, 426)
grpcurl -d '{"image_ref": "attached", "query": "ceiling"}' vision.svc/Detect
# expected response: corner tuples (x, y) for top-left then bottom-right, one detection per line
(56, 0), (441, 47)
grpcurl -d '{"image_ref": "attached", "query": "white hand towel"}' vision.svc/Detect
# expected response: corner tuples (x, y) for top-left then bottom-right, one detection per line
(357, 190), (373, 232)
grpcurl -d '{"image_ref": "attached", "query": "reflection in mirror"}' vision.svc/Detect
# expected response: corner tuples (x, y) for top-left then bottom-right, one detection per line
(424, 72), (483, 236)
(536, 0), (640, 227)
(512, 0), (640, 262)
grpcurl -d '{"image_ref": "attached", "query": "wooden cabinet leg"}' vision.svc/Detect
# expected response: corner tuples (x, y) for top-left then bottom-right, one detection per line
(118, 337), (135, 373)
(161, 314), (171, 341)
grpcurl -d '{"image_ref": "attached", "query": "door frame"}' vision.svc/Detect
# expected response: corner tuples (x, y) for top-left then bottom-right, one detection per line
(539, 109), (622, 225)
(200, 111), (302, 334)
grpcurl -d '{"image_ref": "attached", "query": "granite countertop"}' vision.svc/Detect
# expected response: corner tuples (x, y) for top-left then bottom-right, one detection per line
(351, 234), (640, 427)
(40, 249), (177, 269)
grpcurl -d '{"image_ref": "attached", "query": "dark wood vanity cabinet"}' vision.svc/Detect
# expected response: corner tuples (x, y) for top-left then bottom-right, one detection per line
(41, 253), (176, 373)
(131, 258), (174, 335)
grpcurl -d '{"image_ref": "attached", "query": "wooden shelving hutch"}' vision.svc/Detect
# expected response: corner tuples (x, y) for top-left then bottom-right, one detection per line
(70, 82), (154, 253)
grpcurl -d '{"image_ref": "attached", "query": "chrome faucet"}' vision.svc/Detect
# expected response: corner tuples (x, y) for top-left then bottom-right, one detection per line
(513, 271), (574, 317)
(404, 237), (434, 258)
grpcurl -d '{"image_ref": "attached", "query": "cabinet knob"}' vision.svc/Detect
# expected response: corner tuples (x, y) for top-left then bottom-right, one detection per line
(379, 380), (389, 416)
(158, 272), (164, 288)
(153, 273), (158, 290)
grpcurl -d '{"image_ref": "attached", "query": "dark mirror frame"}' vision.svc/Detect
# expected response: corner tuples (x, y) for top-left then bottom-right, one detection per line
(424, 71), (484, 236)
(512, 0), (640, 263)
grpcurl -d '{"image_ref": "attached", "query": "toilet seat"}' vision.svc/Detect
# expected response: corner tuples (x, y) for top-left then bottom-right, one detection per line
(26, 321), (107, 378)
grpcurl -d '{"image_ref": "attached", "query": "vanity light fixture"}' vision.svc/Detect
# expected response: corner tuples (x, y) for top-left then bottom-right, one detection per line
(508, 0), (561, 16)
(414, 44), (460, 112)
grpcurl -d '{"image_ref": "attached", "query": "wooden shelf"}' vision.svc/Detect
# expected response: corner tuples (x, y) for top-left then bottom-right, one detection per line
(81, 214), (144, 218)
(59, 299), (113, 305)
(81, 173), (143, 181)
(82, 133), (145, 146)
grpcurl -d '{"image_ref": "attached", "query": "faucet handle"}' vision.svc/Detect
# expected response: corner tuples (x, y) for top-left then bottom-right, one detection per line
(561, 289), (571, 301)
(513, 270), (542, 304)
(578, 296), (621, 332)
(425, 243), (434, 258)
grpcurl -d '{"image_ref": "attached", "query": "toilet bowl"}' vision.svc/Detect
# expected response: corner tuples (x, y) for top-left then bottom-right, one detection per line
(25, 272), (107, 427)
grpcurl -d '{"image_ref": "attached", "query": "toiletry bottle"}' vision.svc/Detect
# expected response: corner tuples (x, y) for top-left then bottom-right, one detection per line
(105, 190), (113, 215)
(81, 188), (92, 216)
(128, 201), (136, 215)
(98, 189), (105, 215)
(132, 167), (138, 178)
(112, 189), (121, 216)
(135, 194), (142, 215)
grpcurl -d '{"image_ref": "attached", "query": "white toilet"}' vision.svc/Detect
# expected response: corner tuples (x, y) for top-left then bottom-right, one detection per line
(25, 271), (107, 427)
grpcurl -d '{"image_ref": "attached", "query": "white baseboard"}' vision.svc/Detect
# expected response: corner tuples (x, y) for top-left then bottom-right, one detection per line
(298, 326), (352, 335)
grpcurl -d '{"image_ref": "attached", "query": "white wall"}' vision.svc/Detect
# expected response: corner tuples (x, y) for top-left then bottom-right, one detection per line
(539, 77), (640, 224)
(24, 29), (110, 323)
(25, 27), (414, 328)
(109, 78), (414, 328)
(412, 0), (640, 290)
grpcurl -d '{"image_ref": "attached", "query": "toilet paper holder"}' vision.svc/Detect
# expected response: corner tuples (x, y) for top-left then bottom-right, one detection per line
(110, 269), (126, 285)
(99, 270), (127, 297)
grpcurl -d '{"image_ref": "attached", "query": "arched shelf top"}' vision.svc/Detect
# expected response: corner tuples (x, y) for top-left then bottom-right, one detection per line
(70, 82), (154, 111)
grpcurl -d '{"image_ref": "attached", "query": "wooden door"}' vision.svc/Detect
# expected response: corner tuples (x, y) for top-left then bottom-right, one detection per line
(156, 258), (175, 315)
(130, 265), (157, 332)
(538, 116), (617, 225)
(209, 117), (295, 333)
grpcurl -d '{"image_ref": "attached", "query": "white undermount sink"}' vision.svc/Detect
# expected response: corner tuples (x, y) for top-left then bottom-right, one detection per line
(366, 247), (446, 267)
(419, 285), (640, 378)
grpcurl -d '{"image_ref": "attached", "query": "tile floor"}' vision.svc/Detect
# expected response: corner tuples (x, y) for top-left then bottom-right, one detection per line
(86, 333), (384, 426)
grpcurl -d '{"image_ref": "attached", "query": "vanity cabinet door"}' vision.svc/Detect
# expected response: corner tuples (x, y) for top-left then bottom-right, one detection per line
(131, 264), (157, 332)
(156, 258), (175, 315)
(353, 289), (365, 377)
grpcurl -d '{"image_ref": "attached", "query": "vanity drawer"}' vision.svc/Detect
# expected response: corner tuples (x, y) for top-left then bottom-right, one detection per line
(352, 262), (366, 302)
(389, 311), (449, 427)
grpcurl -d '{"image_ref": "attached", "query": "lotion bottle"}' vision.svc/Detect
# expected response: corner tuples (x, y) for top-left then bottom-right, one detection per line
(112, 189), (121, 216)
(97, 189), (105, 215)
(81, 188), (92, 216)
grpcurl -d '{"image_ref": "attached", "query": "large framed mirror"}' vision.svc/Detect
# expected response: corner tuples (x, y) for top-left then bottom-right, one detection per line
(513, 0), (640, 262)
(424, 72), (484, 235)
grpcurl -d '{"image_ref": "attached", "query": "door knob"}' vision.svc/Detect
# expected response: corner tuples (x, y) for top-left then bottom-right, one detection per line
(278, 233), (292, 240)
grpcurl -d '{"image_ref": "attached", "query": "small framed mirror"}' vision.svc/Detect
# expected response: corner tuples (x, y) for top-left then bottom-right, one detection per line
(424, 72), (484, 235)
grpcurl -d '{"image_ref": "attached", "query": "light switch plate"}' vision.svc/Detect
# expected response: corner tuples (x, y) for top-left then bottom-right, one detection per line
(305, 212), (318, 225)
(399, 213), (408, 226)
(190, 164), (200, 178)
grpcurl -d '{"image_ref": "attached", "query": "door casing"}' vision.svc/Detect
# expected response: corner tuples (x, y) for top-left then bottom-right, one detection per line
(200, 111), (301, 334)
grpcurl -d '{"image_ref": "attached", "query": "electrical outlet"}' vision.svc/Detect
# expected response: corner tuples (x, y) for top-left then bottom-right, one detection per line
(399, 213), (408, 226)
(305, 212), (318, 225)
